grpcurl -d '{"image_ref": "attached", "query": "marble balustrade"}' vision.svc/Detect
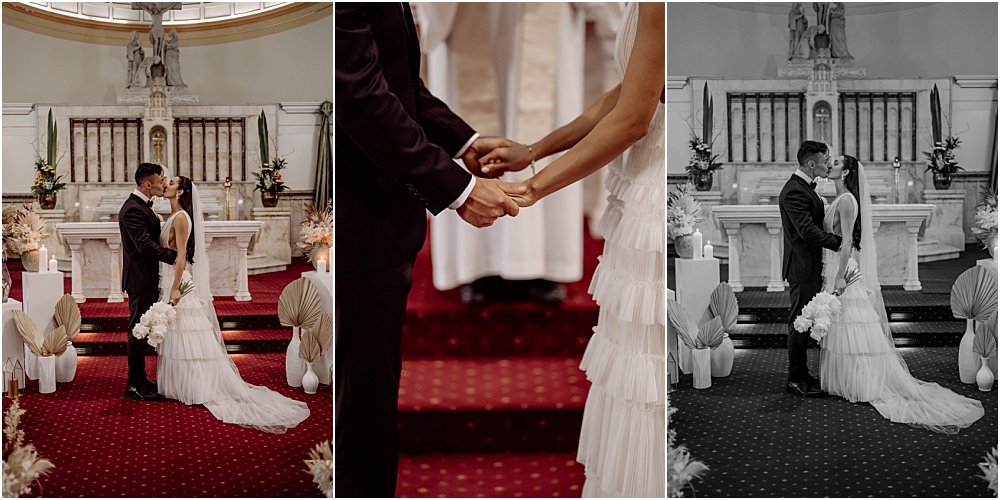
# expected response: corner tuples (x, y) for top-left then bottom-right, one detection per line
(56, 221), (262, 303)
(712, 204), (933, 292)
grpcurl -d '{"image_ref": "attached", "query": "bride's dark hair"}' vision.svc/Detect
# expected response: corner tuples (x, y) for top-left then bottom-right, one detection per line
(842, 155), (862, 251)
(178, 176), (196, 264)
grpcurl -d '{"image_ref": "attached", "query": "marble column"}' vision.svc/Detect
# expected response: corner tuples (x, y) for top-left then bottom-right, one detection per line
(235, 234), (253, 302)
(250, 207), (292, 264)
(37, 209), (68, 260)
(106, 237), (124, 303)
(904, 220), (923, 291)
(766, 221), (785, 291)
(922, 189), (966, 250)
(723, 222), (743, 292)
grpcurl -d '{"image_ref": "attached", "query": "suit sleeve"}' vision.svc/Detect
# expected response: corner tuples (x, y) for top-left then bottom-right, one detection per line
(121, 206), (177, 265)
(416, 78), (476, 156)
(335, 4), (473, 215)
(783, 188), (843, 251)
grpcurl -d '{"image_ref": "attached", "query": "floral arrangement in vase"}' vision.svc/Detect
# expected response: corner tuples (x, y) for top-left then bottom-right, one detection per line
(686, 83), (723, 191)
(253, 111), (289, 207)
(923, 85), (963, 189)
(970, 185), (997, 254)
(2, 204), (49, 260)
(30, 110), (66, 209)
(3, 398), (54, 498)
(298, 200), (333, 264)
(667, 183), (703, 240)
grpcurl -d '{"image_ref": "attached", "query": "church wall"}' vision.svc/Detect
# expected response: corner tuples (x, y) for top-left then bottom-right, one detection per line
(667, 3), (998, 79)
(2, 17), (331, 194)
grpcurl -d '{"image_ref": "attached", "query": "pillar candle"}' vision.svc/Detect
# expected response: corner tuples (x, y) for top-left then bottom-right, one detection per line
(48, 257), (58, 273)
(692, 229), (703, 260)
(704, 241), (714, 260)
(328, 247), (333, 273)
(37, 245), (48, 273)
(317, 257), (327, 274)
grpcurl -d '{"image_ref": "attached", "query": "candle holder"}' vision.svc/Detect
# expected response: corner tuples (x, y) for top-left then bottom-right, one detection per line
(224, 177), (233, 221)
(5, 358), (23, 398)
(892, 157), (901, 204)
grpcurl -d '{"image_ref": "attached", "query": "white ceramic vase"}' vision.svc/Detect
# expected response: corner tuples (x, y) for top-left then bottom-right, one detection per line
(285, 327), (306, 387)
(691, 348), (712, 389)
(55, 342), (77, 383)
(976, 357), (995, 392)
(302, 361), (319, 395)
(37, 355), (56, 394)
(958, 320), (979, 384)
(710, 335), (734, 377)
(316, 347), (332, 386)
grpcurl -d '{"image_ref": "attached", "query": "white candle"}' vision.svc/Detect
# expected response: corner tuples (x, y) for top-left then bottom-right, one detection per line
(317, 257), (327, 274)
(37, 245), (48, 273)
(328, 247), (333, 273)
(691, 229), (703, 260)
(704, 241), (714, 260)
(48, 257), (58, 273)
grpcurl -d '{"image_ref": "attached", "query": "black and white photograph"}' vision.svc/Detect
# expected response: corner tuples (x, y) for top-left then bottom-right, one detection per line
(1, 2), (332, 497)
(667, 2), (998, 497)
(335, 2), (664, 497)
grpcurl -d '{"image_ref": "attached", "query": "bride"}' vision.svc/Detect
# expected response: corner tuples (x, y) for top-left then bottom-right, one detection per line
(156, 176), (310, 433)
(819, 155), (984, 433)
(479, 3), (663, 496)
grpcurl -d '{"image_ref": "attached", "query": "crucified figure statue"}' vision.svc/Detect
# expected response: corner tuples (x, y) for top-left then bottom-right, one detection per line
(132, 3), (181, 63)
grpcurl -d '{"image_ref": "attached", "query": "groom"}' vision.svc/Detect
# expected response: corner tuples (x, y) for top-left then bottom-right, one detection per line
(778, 141), (843, 397)
(119, 163), (177, 401)
(336, 3), (525, 497)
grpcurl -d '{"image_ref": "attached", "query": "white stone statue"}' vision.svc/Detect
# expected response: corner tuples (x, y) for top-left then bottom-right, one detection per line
(788, 3), (809, 60)
(126, 31), (145, 88)
(828, 2), (852, 59)
(164, 29), (186, 87)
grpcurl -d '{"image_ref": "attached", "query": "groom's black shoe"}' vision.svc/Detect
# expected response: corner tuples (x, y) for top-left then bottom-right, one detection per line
(786, 379), (825, 397)
(125, 384), (164, 401)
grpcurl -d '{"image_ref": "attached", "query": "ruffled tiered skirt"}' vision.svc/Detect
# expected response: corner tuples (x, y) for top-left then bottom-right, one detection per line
(157, 271), (310, 434)
(577, 105), (664, 497)
(820, 280), (984, 434)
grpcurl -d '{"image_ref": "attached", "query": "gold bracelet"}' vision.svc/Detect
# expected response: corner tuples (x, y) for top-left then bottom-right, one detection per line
(528, 146), (537, 176)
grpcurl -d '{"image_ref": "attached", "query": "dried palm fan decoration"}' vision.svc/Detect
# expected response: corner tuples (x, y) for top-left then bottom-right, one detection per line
(951, 266), (998, 321)
(668, 299), (724, 349)
(668, 299), (697, 348)
(708, 283), (739, 331)
(41, 326), (68, 357)
(299, 327), (322, 363)
(696, 316), (725, 349)
(313, 313), (333, 354)
(53, 294), (82, 342)
(11, 312), (68, 356)
(278, 277), (323, 331)
(12, 311), (45, 357)
(973, 311), (998, 358)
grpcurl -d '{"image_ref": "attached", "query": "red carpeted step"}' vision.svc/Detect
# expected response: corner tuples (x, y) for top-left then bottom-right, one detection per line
(397, 452), (584, 498)
(4, 353), (332, 498)
(398, 357), (589, 454)
(74, 329), (293, 344)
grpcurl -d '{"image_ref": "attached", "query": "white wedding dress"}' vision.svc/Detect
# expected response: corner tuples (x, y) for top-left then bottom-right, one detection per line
(819, 192), (984, 434)
(576, 3), (664, 496)
(156, 210), (310, 433)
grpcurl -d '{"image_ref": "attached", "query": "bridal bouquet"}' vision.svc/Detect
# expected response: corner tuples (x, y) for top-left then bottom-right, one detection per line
(131, 280), (194, 349)
(793, 292), (841, 342)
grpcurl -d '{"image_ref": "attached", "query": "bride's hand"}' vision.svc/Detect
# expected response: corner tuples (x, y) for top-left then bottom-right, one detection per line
(169, 287), (181, 306)
(479, 142), (533, 177)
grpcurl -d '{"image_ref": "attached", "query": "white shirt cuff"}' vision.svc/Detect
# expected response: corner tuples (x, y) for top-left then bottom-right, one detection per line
(454, 132), (480, 159)
(447, 176), (476, 210)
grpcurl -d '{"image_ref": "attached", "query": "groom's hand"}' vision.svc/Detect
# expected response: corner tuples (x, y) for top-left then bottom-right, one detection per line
(457, 178), (526, 228)
(461, 136), (516, 177)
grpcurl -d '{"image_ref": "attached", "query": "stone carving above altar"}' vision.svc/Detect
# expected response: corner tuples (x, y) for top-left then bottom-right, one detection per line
(118, 2), (198, 104)
(781, 2), (865, 78)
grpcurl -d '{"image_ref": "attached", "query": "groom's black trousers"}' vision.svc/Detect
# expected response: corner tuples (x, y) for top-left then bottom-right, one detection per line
(126, 288), (159, 386)
(336, 261), (412, 498)
(787, 279), (822, 382)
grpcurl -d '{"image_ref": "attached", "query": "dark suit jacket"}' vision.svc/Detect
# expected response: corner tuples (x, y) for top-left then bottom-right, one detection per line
(779, 174), (843, 283)
(118, 194), (177, 297)
(335, 3), (476, 272)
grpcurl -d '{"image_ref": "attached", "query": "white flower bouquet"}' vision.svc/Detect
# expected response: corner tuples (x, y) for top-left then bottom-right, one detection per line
(131, 280), (194, 349)
(793, 292), (841, 342)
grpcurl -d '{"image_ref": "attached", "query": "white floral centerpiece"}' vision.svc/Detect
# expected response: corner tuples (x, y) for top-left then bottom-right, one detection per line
(298, 200), (332, 264)
(970, 186), (997, 254)
(668, 183), (704, 259)
(2, 204), (48, 259)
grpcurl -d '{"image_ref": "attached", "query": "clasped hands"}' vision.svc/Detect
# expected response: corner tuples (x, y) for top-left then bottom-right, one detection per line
(455, 136), (539, 228)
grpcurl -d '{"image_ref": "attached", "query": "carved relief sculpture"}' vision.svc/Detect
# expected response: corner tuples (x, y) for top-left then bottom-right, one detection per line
(164, 29), (186, 87)
(126, 31), (145, 88)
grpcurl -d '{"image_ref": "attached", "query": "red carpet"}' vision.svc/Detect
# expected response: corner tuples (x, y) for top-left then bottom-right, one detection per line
(396, 222), (602, 496)
(4, 354), (331, 498)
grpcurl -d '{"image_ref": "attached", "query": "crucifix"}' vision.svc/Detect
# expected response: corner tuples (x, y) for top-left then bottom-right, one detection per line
(131, 3), (181, 65)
